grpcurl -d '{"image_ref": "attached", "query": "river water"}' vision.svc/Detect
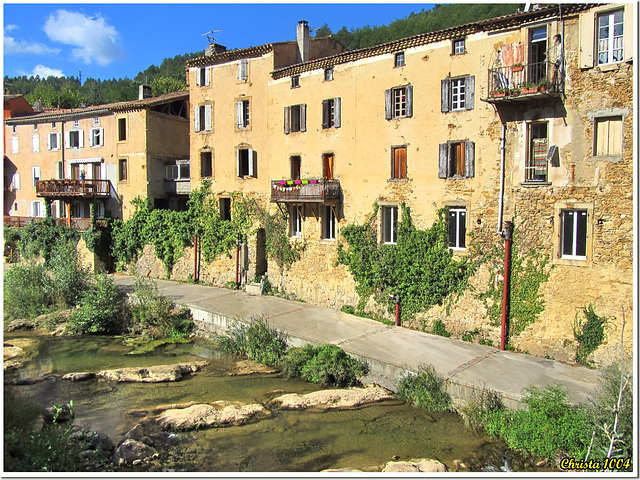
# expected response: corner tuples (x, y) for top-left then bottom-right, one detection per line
(4, 332), (542, 473)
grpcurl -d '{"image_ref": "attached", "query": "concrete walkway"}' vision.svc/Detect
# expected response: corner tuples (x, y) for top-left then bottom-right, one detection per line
(113, 274), (600, 409)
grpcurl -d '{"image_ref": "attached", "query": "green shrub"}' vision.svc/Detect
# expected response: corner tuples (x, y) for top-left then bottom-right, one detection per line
(280, 344), (319, 379)
(17, 220), (79, 265)
(574, 304), (607, 367)
(484, 384), (590, 459)
(215, 316), (288, 366)
(460, 387), (504, 432)
(297, 344), (369, 387)
(397, 364), (451, 411)
(431, 319), (451, 337)
(340, 305), (356, 315)
(72, 274), (126, 334)
(3, 262), (54, 320)
(49, 241), (90, 307)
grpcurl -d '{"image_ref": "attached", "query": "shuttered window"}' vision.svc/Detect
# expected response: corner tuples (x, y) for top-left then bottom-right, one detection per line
(238, 60), (248, 82)
(322, 98), (341, 129)
(236, 100), (250, 128)
(290, 205), (302, 238)
(441, 76), (475, 112)
(391, 146), (407, 179)
(284, 104), (306, 134)
(32, 134), (40, 153)
(11, 135), (19, 154)
(322, 153), (334, 180)
(195, 105), (213, 132)
(48, 132), (60, 151)
(196, 67), (210, 86)
(597, 10), (624, 65)
(385, 85), (413, 119)
(594, 116), (622, 156)
(237, 148), (255, 177)
(438, 141), (475, 179)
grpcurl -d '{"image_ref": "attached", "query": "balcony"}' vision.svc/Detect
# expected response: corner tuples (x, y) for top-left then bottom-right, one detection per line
(35, 179), (111, 199)
(4, 215), (106, 231)
(484, 61), (563, 104)
(270, 179), (341, 204)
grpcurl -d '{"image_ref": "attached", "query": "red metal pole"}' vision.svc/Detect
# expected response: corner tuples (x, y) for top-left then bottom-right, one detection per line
(500, 222), (513, 351)
(395, 301), (400, 326)
(235, 238), (240, 288)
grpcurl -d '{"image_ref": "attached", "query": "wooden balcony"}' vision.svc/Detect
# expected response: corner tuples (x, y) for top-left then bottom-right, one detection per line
(4, 216), (106, 231)
(270, 179), (341, 204)
(484, 60), (563, 104)
(35, 179), (111, 199)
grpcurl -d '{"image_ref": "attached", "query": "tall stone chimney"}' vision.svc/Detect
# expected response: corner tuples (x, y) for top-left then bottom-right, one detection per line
(139, 84), (152, 100)
(296, 20), (310, 63)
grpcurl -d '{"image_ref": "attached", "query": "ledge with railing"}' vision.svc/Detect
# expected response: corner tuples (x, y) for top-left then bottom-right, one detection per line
(270, 179), (341, 203)
(486, 60), (563, 102)
(35, 179), (111, 198)
(4, 216), (107, 230)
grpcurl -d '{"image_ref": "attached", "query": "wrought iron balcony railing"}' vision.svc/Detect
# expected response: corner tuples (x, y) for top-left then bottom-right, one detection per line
(270, 179), (341, 203)
(35, 179), (111, 198)
(486, 60), (563, 102)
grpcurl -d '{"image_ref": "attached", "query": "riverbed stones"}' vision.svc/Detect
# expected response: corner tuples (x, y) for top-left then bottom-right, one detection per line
(271, 385), (394, 410)
(5, 319), (36, 332)
(155, 401), (269, 430)
(62, 372), (95, 381)
(229, 359), (278, 376)
(113, 439), (158, 466)
(93, 361), (208, 383)
(382, 459), (447, 473)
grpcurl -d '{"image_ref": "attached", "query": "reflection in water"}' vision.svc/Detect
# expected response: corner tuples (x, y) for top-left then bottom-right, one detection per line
(4, 332), (532, 472)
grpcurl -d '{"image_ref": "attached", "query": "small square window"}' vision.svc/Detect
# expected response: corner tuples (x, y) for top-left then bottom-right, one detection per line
(74, 120), (80, 128)
(51, 122), (56, 128)
(118, 158), (128, 181)
(324, 67), (333, 81)
(291, 75), (300, 88)
(118, 118), (127, 141)
(453, 38), (465, 55)
(33, 124), (38, 131)
(395, 51), (405, 67)
(93, 117), (100, 127)
(201, 151), (213, 177)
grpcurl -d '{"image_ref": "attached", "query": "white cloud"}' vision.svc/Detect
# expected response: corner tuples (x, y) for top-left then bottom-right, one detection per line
(31, 64), (64, 78)
(5, 24), (18, 32)
(4, 34), (60, 55)
(43, 9), (124, 66)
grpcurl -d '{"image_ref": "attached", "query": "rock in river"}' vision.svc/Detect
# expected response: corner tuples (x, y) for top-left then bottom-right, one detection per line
(113, 439), (158, 466)
(271, 385), (394, 410)
(83, 361), (208, 383)
(382, 458), (447, 473)
(156, 401), (269, 430)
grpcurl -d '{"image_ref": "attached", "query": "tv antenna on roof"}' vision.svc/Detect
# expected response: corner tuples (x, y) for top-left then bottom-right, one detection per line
(202, 29), (223, 44)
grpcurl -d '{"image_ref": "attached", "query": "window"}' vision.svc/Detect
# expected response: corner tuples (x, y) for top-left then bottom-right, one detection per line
(93, 117), (100, 127)
(237, 147), (255, 177)
(439, 141), (475, 179)
(54, 162), (63, 180)
(290, 156), (301, 180)
(32, 134), (40, 153)
(66, 130), (83, 149)
(31, 200), (44, 218)
(74, 120), (80, 128)
(194, 104), (213, 132)
(322, 153), (334, 180)
(201, 151), (213, 177)
(89, 127), (104, 147)
(526, 122), (549, 182)
(447, 207), (466, 250)
(196, 66), (210, 86)
(453, 38), (465, 54)
(219, 198), (231, 221)
(236, 100), (250, 129)
(290, 205), (302, 238)
(322, 98), (341, 129)
(561, 209), (588, 259)
(31, 166), (41, 187)
(11, 173), (20, 190)
(391, 146), (407, 180)
(291, 75), (300, 88)
(118, 118), (127, 141)
(594, 116), (622, 156)
(382, 206), (398, 245)
(323, 205), (336, 240)
(166, 161), (190, 180)
(395, 51), (405, 67)
(33, 124), (38, 131)
(441, 76), (475, 112)
(52, 122), (56, 128)
(385, 85), (413, 120)
(324, 67), (333, 81)
(11, 135), (18, 154)
(118, 158), (128, 182)
(238, 59), (248, 82)
(284, 104), (307, 134)
(47, 132), (60, 151)
(597, 10), (624, 65)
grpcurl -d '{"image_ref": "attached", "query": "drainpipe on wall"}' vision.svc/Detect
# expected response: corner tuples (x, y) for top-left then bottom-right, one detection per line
(500, 221), (514, 351)
(497, 123), (507, 234)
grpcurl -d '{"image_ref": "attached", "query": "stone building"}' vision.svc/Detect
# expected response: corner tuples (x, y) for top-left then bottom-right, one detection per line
(178, 4), (633, 365)
(4, 88), (189, 223)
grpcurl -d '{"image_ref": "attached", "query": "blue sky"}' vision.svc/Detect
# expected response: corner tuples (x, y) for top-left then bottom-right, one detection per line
(3, 3), (436, 82)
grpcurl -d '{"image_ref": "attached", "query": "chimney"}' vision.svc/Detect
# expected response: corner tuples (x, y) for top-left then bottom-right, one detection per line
(296, 20), (310, 63)
(139, 84), (152, 100)
(205, 43), (227, 56)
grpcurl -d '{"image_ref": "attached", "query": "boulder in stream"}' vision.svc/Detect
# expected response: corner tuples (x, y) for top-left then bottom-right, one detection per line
(382, 458), (447, 473)
(271, 385), (394, 410)
(113, 439), (158, 466)
(62, 372), (95, 382)
(156, 401), (269, 430)
(94, 361), (208, 383)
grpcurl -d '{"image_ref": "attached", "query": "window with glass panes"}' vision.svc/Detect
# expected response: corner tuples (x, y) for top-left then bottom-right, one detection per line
(597, 10), (624, 65)
(447, 208), (466, 250)
(561, 210), (587, 259)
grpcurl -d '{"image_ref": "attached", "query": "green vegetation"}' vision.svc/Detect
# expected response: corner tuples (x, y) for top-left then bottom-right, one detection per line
(5, 219), (79, 265)
(3, 262), (55, 320)
(459, 387), (504, 432)
(337, 205), (471, 321)
(49, 241), (91, 307)
(70, 274), (126, 334)
(281, 344), (369, 387)
(397, 364), (452, 412)
(573, 304), (608, 367)
(215, 315), (288, 366)
(477, 223), (552, 342)
(431, 319), (451, 338)
(484, 385), (590, 459)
